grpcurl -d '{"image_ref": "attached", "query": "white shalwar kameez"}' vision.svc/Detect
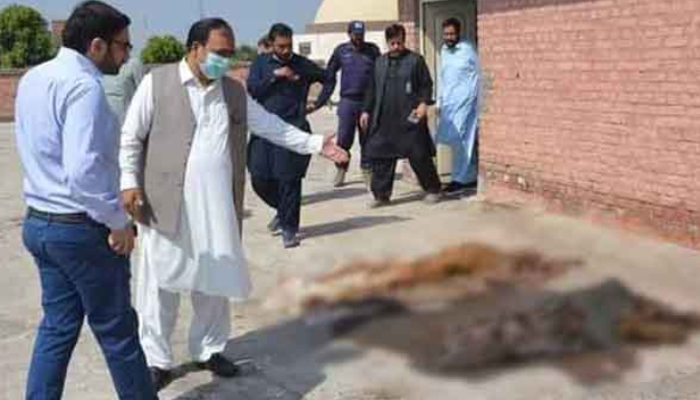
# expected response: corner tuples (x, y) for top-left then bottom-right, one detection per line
(120, 60), (323, 368)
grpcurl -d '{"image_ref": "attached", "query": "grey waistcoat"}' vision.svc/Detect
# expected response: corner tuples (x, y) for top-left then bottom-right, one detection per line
(142, 63), (248, 237)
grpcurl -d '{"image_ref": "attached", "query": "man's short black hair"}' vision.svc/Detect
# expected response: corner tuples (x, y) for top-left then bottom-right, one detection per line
(62, 1), (131, 54)
(385, 24), (406, 41)
(258, 35), (271, 47)
(442, 18), (462, 35)
(186, 18), (234, 49)
(268, 23), (293, 41)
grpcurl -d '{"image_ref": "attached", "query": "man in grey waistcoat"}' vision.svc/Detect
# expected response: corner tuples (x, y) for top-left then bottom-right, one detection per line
(119, 18), (347, 391)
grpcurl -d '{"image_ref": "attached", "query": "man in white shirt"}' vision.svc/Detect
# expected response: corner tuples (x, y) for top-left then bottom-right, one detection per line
(119, 18), (348, 391)
(16, 2), (157, 399)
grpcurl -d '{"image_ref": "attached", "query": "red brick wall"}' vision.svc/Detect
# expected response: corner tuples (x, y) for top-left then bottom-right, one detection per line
(404, 22), (419, 51)
(478, 0), (700, 248)
(400, 0), (420, 50)
(0, 71), (24, 122)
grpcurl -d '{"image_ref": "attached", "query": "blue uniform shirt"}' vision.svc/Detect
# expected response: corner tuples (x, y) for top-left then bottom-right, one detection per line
(324, 41), (381, 101)
(247, 53), (332, 129)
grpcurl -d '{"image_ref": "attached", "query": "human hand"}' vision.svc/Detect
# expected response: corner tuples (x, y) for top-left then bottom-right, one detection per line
(274, 66), (298, 80)
(121, 188), (147, 224)
(108, 226), (135, 256)
(359, 112), (370, 133)
(411, 103), (428, 121)
(320, 135), (349, 164)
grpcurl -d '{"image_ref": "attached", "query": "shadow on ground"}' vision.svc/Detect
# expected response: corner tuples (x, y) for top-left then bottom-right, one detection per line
(300, 216), (410, 239)
(301, 187), (368, 206)
(171, 316), (362, 400)
(373, 189), (477, 208)
(170, 279), (700, 399)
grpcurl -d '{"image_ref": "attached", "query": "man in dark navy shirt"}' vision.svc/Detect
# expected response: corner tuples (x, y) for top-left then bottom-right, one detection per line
(324, 21), (381, 188)
(247, 23), (334, 248)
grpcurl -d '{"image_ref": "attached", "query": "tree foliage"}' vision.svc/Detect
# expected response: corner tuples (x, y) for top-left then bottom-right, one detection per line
(141, 35), (186, 64)
(0, 4), (54, 68)
(233, 45), (257, 62)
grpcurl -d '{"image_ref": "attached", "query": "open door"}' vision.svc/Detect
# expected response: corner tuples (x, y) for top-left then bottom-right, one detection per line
(423, 1), (477, 83)
(423, 0), (477, 176)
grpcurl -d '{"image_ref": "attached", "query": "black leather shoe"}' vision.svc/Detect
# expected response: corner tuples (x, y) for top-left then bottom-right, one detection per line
(443, 181), (477, 194)
(267, 215), (281, 233)
(197, 353), (241, 378)
(282, 230), (301, 249)
(149, 367), (172, 392)
(368, 196), (391, 209)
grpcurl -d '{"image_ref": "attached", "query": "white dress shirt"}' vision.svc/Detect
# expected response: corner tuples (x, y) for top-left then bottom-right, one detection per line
(16, 47), (129, 229)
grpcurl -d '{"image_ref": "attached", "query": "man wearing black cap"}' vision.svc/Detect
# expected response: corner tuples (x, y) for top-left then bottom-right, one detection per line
(323, 20), (381, 188)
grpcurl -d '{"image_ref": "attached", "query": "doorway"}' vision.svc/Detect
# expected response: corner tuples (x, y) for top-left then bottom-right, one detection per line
(422, 0), (478, 177)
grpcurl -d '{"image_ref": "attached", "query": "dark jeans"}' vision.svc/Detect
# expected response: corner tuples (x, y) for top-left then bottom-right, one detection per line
(251, 178), (303, 233)
(370, 154), (441, 200)
(22, 214), (156, 400)
(336, 98), (370, 170)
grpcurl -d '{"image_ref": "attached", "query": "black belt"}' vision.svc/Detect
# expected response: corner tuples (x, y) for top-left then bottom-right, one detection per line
(27, 207), (95, 225)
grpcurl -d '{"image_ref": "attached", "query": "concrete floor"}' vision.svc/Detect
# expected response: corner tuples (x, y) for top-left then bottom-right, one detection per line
(2, 110), (700, 400)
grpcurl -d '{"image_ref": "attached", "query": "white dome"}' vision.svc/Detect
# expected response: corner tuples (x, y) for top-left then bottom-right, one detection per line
(314, 0), (398, 24)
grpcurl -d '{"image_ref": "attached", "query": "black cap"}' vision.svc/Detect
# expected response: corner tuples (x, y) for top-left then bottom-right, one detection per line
(348, 20), (366, 35)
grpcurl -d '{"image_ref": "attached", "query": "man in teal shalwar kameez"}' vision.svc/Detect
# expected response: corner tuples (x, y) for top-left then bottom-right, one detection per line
(436, 18), (481, 194)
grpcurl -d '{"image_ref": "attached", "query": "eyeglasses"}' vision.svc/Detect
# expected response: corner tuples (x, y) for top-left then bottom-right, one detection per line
(111, 39), (133, 51)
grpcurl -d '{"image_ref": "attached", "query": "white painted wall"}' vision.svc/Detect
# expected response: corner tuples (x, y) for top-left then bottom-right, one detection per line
(294, 31), (388, 63)
(314, 0), (398, 23)
(294, 31), (388, 104)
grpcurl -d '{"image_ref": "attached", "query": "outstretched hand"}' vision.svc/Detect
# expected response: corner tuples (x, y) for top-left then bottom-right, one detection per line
(320, 135), (349, 164)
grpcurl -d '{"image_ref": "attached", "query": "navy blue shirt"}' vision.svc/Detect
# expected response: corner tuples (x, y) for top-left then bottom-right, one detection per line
(324, 41), (381, 101)
(247, 53), (332, 130)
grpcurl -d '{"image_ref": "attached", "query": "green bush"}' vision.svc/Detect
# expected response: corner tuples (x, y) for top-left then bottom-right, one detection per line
(141, 35), (186, 64)
(0, 4), (54, 68)
(233, 45), (257, 62)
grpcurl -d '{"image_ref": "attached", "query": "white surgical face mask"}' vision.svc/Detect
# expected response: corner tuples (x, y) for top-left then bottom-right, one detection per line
(200, 52), (231, 80)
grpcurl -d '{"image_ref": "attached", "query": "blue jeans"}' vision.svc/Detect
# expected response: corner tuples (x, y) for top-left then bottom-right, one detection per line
(22, 215), (157, 400)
